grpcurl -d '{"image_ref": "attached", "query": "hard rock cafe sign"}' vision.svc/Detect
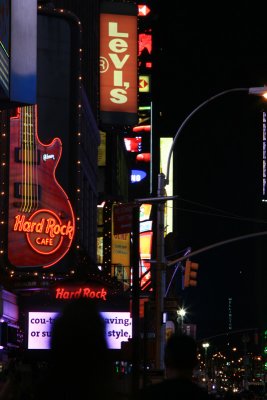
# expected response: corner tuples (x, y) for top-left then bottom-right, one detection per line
(13, 209), (74, 255)
(54, 285), (108, 301)
(8, 105), (75, 269)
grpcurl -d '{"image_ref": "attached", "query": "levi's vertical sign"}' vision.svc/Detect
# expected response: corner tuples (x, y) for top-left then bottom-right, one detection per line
(100, 1), (138, 126)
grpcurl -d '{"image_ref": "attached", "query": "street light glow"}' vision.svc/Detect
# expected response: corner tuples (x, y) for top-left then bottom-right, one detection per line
(177, 308), (186, 318)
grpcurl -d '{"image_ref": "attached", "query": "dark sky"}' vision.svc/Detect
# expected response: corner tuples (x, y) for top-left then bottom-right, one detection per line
(152, 2), (267, 343)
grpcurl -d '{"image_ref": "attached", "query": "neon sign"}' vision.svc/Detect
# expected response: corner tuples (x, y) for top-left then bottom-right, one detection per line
(55, 286), (108, 301)
(8, 105), (75, 269)
(12, 209), (74, 256)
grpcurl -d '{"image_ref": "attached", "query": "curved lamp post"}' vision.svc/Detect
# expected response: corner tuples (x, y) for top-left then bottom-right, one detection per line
(155, 86), (267, 370)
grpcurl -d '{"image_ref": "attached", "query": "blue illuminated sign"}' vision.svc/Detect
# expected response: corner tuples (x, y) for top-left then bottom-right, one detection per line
(131, 169), (147, 183)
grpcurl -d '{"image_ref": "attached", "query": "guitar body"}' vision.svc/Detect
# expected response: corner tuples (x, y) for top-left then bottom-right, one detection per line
(8, 106), (75, 268)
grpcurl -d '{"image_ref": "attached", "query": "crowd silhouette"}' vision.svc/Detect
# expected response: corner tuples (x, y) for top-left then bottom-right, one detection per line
(0, 302), (261, 400)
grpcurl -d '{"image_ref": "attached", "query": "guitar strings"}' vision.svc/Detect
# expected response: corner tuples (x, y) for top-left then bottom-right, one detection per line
(20, 104), (40, 212)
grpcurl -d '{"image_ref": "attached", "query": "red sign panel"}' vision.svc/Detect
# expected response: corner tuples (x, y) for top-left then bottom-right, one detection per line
(113, 204), (133, 234)
(100, 2), (138, 125)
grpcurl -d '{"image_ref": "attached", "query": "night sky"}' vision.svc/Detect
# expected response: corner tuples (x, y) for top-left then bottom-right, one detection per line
(152, 2), (267, 343)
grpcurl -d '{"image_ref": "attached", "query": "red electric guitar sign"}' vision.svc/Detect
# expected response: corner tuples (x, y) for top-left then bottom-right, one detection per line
(8, 105), (75, 268)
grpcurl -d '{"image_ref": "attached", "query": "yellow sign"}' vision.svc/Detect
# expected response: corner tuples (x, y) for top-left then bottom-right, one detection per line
(111, 233), (130, 266)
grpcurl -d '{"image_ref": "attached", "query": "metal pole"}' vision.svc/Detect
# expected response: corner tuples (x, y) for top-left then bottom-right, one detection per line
(132, 204), (140, 395)
(155, 172), (166, 370)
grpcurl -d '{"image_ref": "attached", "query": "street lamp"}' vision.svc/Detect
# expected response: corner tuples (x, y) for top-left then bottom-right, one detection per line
(177, 307), (186, 333)
(155, 86), (267, 370)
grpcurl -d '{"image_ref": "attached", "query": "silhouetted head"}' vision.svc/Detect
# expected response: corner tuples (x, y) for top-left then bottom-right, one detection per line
(51, 297), (108, 363)
(164, 333), (198, 373)
(49, 298), (113, 399)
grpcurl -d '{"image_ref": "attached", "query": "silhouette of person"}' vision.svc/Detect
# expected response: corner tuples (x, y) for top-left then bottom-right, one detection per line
(35, 298), (116, 400)
(137, 333), (213, 400)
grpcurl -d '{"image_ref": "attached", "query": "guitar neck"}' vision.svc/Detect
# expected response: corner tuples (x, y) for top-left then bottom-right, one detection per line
(19, 105), (40, 213)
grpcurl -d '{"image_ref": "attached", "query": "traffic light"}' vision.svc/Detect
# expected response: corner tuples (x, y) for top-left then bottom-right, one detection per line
(184, 260), (199, 288)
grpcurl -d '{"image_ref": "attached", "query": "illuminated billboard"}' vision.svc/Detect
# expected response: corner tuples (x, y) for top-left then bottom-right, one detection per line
(140, 231), (153, 259)
(27, 311), (132, 350)
(100, 1), (138, 126)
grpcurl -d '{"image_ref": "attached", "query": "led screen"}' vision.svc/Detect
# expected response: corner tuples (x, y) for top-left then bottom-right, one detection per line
(27, 310), (132, 350)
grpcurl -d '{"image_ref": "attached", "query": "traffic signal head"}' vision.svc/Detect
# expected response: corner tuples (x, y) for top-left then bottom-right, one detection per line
(184, 260), (199, 288)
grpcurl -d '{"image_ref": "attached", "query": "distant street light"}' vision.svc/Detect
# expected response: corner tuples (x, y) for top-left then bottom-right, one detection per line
(202, 341), (210, 351)
(155, 86), (267, 370)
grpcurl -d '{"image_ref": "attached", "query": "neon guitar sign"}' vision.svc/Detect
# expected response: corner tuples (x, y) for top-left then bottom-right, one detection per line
(8, 105), (75, 268)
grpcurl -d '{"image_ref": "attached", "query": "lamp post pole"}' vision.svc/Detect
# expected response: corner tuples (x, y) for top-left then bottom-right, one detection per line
(154, 86), (267, 371)
(202, 342), (210, 379)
